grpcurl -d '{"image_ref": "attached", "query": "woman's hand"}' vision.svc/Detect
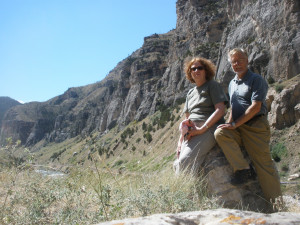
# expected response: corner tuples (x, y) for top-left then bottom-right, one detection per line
(185, 126), (206, 140)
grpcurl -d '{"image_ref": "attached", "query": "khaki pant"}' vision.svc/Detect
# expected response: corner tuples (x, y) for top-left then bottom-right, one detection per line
(214, 116), (282, 202)
(174, 123), (217, 175)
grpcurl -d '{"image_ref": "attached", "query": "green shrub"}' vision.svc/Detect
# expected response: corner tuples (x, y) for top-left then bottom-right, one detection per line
(159, 109), (171, 128)
(144, 132), (152, 143)
(50, 148), (66, 161)
(275, 84), (284, 93)
(121, 127), (135, 140)
(271, 142), (287, 162)
(267, 76), (275, 84)
(113, 160), (126, 167)
(175, 97), (185, 106)
(142, 122), (147, 131)
(152, 104), (172, 129)
(98, 146), (107, 156)
(147, 124), (153, 132)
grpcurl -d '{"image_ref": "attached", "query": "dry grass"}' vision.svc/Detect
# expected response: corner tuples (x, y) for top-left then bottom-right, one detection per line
(0, 159), (222, 225)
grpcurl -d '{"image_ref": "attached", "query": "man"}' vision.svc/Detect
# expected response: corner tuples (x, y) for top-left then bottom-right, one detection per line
(214, 48), (282, 204)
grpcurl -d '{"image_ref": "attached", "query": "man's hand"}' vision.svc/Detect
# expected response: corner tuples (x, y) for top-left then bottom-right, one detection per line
(217, 123), (236, 130)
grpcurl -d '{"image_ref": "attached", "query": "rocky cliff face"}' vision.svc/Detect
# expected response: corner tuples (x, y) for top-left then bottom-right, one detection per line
(1, 0), (300, 146)
(267, 75), (300, 129)
(216, 0), (300, 86)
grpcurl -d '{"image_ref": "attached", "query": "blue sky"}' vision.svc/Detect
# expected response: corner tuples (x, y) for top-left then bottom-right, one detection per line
(0, 0), (177, 103)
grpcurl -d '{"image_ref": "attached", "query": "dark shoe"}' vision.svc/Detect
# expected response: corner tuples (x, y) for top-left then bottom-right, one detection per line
(231, 164), (256, 185)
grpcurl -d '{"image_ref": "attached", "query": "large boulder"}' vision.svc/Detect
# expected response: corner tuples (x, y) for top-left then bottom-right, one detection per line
(201, 145), (269, 211)
(98, 208), (300, 225)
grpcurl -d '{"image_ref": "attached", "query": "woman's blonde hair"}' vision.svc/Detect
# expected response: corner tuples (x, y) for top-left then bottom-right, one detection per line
(184, 57), (216, 83)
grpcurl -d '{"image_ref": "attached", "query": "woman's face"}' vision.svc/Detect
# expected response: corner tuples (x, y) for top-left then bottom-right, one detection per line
(190, 61), (206, 83)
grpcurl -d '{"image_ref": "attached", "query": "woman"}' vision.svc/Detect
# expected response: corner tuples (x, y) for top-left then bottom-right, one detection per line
(174, 57), (227, 175)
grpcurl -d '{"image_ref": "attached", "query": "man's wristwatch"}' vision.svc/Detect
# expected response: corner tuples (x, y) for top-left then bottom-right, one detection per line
(231, 121), (236, 127)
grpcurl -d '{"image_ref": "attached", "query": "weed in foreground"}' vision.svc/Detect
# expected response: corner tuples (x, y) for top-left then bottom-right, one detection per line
(0, 163), (221, 224)
(1, 163), (300, 224)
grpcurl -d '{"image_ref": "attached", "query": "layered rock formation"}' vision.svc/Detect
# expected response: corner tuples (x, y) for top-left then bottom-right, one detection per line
(1, 0), (300, 146)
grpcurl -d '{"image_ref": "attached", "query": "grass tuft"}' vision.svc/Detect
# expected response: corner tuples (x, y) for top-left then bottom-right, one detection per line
(0, 162), (221, 224)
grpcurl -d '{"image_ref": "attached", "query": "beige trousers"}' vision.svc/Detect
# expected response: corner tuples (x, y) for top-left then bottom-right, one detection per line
(174, 122), (217, 175)
(214, 116), (282, 202)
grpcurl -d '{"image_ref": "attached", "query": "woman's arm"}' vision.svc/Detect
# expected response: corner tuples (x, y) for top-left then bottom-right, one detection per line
(186, 102), (225, 140)
(226, 110), (233, 123)
(202, 102), (226, 129)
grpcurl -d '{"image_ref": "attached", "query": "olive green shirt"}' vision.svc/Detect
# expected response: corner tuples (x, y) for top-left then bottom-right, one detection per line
(183, 80), (227, 123)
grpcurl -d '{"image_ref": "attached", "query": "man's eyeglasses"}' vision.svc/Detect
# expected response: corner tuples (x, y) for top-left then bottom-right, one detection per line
(230, 59), (246, 65)
(191, 66), (204, 72)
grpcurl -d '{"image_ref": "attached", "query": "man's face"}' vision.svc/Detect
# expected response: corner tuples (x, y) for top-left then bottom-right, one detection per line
(230, 52), (248, 76)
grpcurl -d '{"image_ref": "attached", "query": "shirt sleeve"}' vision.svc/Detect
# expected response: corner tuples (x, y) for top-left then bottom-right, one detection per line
(251, 75), (268, 102)
(209, 81), (228, 105)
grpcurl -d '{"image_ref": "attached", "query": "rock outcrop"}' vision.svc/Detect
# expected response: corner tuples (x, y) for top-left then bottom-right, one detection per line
(1, 0), (300, 145)
(267, 75), (300, 129)
(97, 208), (300, 225)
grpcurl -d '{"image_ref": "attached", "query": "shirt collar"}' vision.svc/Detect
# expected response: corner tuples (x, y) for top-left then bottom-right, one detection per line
(233, 69), (251, 83)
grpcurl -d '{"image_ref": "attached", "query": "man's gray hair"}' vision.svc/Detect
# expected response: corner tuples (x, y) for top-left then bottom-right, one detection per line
(228, 48), (248, 62)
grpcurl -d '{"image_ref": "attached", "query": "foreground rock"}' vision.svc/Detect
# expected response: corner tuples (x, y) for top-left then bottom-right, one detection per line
(98, 208), (300, 225)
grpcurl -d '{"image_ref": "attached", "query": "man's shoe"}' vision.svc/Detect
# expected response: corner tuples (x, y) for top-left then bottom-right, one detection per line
(230, 165), (256, 185)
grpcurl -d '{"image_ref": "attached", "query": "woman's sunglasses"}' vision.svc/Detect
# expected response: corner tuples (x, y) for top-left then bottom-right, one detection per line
(191, 66), (204, 71)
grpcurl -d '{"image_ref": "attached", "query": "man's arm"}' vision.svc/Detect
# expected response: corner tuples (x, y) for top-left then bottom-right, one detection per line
(217, 101), (261, 129)
(234, 100), (261, 127)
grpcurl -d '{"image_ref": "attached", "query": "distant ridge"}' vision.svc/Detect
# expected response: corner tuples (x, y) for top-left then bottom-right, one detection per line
(0, 96), (21, 129)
